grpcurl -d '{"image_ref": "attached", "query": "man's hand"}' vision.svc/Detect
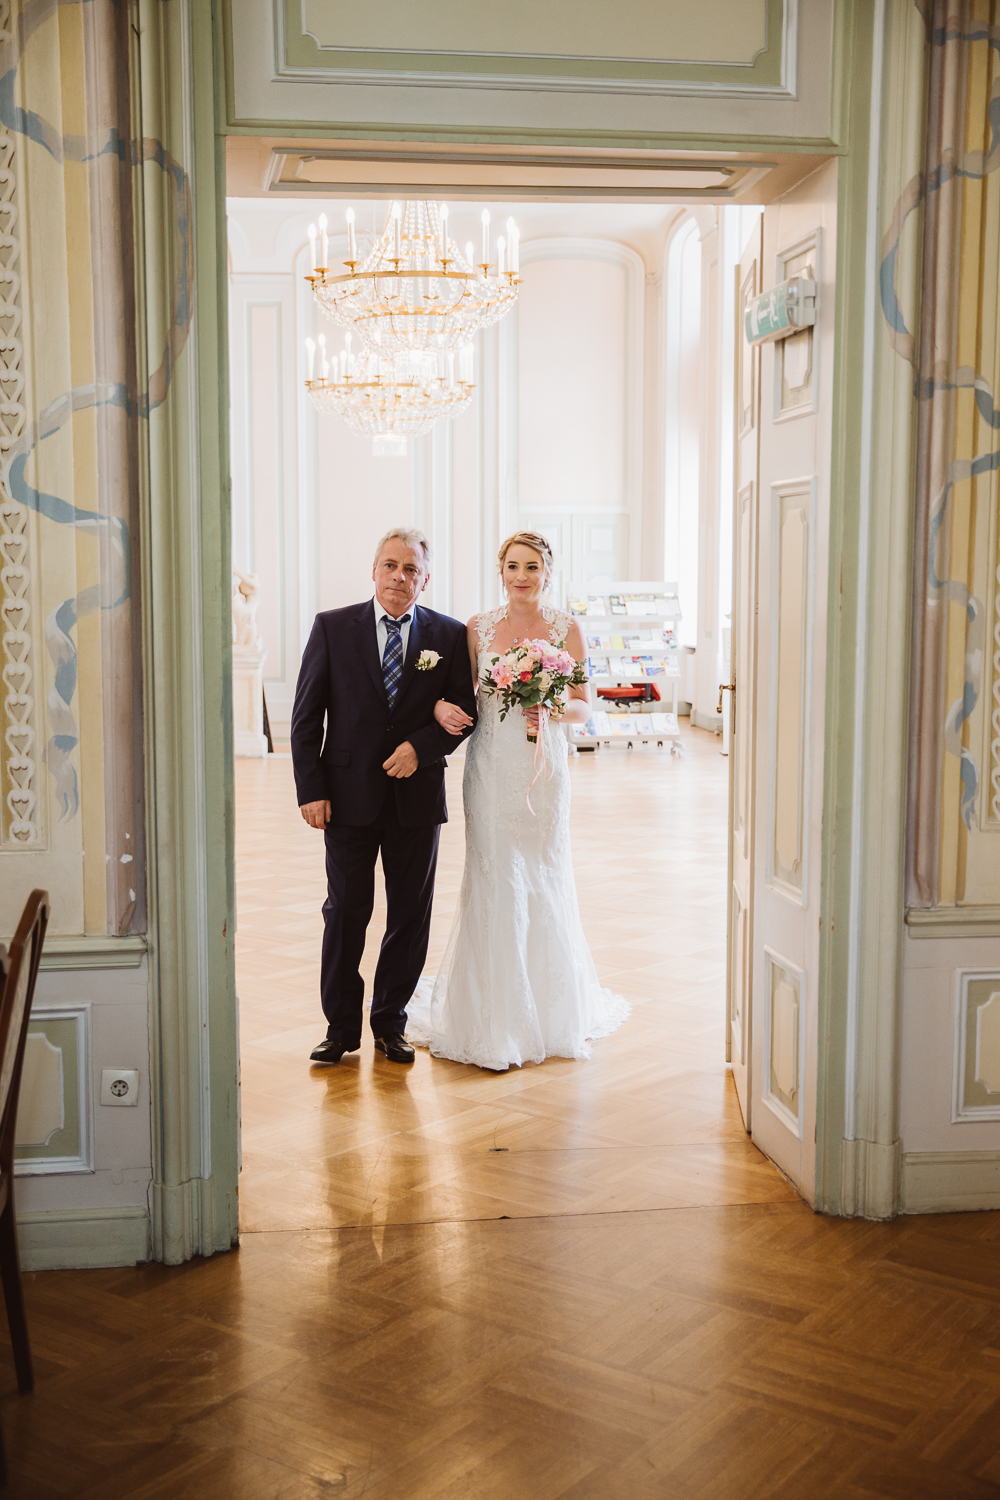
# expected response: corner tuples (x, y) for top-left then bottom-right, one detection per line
(383, 741), (418, 778)
(434, 699), (474, 736)
(300, 800), (331, 829)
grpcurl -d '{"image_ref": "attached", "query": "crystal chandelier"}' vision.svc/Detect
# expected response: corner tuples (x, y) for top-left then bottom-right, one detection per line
(306, 200), (520, 359)
(304, 333), (474, 439)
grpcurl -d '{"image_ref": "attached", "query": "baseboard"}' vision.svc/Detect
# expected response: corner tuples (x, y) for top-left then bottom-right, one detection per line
(16, 1206), (151, 1270)
(839, 1136), (902, 1218)
(900, 1151), (1000, 1214)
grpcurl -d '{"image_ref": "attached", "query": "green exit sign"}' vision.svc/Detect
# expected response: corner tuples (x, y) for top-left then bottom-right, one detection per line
(745, 278), (816, 345)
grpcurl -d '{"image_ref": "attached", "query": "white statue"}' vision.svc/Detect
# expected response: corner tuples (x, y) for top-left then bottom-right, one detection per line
(232, 567), (262, 650)
(231, 567), (268, 756)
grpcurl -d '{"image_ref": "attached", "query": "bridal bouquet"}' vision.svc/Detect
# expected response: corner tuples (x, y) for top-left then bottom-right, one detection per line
(483, 639), (587, 744)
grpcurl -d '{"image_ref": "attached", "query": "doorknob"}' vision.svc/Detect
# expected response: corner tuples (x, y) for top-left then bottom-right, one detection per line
(717, 680), (736, 715)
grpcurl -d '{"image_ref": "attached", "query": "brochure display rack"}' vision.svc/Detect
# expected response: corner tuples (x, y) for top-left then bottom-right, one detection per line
(564, 582), (684, 756)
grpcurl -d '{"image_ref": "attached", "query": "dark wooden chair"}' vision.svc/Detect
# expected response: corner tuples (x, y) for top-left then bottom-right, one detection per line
(0, 890), (49, 1483)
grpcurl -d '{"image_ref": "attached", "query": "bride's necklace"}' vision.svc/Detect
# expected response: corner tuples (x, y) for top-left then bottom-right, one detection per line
(505, 602), (548, 645)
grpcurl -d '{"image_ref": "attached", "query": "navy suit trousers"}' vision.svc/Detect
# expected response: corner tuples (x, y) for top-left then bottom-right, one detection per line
(321, 789), (440, 1045)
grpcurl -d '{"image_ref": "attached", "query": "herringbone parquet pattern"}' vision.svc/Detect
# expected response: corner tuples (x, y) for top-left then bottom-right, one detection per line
(235, 729), (774, 1232)
(0, 727), (997, 1497)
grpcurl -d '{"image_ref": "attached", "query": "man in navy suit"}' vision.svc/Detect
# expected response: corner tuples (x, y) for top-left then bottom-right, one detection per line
(290, 528), (477, 1066)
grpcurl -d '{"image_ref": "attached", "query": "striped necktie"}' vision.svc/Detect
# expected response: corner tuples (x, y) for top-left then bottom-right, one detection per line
(381, 614), (410, 708)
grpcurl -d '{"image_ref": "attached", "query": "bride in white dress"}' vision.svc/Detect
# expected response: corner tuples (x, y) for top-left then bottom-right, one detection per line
(406, 530), (629, 1072)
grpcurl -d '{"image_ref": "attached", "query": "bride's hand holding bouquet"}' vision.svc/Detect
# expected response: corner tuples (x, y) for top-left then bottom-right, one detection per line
(483, 639), (587, 743)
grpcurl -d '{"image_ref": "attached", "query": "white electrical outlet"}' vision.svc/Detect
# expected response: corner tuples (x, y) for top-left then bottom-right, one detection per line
(100, 1069), (139, 1107)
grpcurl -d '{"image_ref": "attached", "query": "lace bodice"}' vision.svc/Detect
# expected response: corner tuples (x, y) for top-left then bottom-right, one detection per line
(475, 603), (575, 659)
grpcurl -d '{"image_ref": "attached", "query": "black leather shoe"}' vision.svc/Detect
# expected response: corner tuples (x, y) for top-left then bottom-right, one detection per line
(374, 1033), (415, 1063)
(309, 1038), (358, 1065)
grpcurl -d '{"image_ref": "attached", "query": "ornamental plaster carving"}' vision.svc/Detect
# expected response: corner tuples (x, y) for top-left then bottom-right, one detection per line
(0, 36), (34, 849)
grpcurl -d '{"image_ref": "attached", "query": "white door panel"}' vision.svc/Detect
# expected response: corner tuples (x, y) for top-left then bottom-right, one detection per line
(749, 164), (837, 1201)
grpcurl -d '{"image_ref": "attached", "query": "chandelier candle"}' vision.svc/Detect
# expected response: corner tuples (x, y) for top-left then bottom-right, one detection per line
(305, 337), (316, 381)
(308, 223), (316, 271)
(439, 204), (449, 261)
(481, 209), (490, 268)
(318, 213), (329, 270)
(346, 207), (357, 263)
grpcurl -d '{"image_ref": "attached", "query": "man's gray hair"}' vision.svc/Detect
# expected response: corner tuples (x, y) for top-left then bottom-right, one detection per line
(373, 527), (432, 572)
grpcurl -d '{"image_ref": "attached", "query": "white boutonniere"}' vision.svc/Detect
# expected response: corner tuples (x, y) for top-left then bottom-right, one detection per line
(416, 649), (441, 671)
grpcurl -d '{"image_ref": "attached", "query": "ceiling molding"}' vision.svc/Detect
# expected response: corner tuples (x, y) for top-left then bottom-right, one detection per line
(258, 144), (777, 202)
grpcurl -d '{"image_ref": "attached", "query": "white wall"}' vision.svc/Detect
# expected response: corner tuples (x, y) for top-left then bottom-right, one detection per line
(661, 206), (746, 725)
(518, 258), (626, 511)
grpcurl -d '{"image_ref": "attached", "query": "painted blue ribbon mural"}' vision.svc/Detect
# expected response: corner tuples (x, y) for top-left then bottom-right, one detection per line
(0, 0), (193, 819)
(879, 5), (1000, 831)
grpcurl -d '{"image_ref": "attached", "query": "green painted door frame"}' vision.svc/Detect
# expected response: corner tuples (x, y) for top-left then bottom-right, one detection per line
(134, 0), (239, 1263)
(138, 0), (920, 1261)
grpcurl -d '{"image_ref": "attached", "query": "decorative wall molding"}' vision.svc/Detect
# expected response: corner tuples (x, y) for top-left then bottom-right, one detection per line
(952, 969), (1000, 1123)
(730, 883), (748, 1066)
(905, 906), (1000, 939)
(772, 228), (820, 422)
(14, 1005), (93, 1177)
(762, 944), (804, 1138)
(262, 145), (778, 202)
(766, 476), (815, 905)
(0, 44), (34, 850)
(275, 0), (794, 99)
(38, 935), (147, 971)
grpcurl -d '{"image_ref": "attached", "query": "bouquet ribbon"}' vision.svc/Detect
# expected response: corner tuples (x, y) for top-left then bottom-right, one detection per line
(526, 707), (549, 816)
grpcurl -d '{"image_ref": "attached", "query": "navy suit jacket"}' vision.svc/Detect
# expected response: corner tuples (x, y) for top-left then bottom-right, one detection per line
(290, 599), (477, 828)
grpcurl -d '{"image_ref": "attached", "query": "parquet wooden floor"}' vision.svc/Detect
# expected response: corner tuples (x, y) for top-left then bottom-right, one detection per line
(234, 726), (790, 1233)
(1, 725), (998, 1497)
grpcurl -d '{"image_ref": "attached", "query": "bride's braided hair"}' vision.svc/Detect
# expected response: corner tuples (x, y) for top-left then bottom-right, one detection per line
(498, 530), (554, 587)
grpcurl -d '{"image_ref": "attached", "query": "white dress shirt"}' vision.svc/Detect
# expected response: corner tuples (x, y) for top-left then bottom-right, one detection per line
(373, 598), (413, 665)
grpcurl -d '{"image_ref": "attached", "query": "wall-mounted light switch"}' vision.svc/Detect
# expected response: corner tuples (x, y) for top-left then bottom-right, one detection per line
(100, 1069), (139, 1107)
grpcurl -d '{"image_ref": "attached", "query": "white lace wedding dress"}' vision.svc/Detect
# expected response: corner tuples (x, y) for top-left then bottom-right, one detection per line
(406, 603), (630, 1071)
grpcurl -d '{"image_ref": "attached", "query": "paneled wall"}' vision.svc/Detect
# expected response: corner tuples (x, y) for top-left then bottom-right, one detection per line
(876, 4), (1000, 1208)
(0, 0), (154, 1263)
(228, 0), (837, 146)
(228, 200), (730, 737)
(0, 2), (143, 938)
